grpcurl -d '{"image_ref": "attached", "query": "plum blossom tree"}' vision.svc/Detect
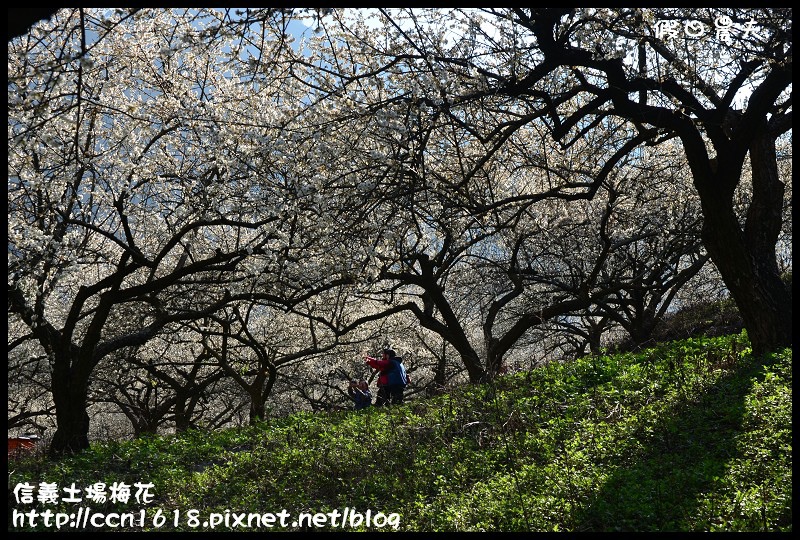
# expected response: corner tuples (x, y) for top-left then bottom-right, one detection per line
(7, 9), (359, 455)
(586, 144), (710, 350)
(8, 8), (789, 455)
(273, 16), (678, 380)
(91, 332), (228, 436)
(522, 8), (792, 357)
(195, 291), (393, 422)
(303, 8), (791, 358)
(8, 318), (55, 433)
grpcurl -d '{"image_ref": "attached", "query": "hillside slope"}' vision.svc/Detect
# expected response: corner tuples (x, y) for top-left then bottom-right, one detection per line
(8, 332), (792, 532)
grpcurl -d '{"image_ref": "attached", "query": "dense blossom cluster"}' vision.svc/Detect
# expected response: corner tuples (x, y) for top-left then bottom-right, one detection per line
(7, 8), (791, 453)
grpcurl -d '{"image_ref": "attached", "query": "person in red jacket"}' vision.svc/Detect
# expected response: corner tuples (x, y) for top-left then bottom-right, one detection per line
(365, 348), (408, 406)
(365, 348), (394, 407)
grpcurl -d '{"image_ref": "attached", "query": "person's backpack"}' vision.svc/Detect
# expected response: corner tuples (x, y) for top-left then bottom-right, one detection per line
(386, 357), (408, 387)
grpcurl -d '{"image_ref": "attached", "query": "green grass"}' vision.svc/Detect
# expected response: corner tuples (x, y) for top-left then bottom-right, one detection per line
(7, 332), (792, 532)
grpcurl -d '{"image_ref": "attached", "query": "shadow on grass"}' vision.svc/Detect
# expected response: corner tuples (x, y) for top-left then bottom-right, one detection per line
(571, 353), (769, 532)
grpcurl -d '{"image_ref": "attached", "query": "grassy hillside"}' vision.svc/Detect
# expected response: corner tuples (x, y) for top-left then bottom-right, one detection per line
(8, 332), (792, 532)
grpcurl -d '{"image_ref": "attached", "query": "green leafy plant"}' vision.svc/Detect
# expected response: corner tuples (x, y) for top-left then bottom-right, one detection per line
(8, 332), (791, 532)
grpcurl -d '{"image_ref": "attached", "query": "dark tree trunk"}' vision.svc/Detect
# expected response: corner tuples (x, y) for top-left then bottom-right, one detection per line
(249, 399), (266, 424)
(701, 212), (791, 357)
(411, 256), (488, 383)
(174, 394), (191, 433)
(49, 356), (91, 457)
(586, 322), (604, 355)
(248, 366), (276, 424)
(433, 341), (448, 391)
(694, 128), (791, 357)
(626, 314), (658, 351)
(485, 338), (506, 379)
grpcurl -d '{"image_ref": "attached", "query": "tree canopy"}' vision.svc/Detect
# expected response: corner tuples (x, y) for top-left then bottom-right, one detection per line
(8, 8), (791, 456)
